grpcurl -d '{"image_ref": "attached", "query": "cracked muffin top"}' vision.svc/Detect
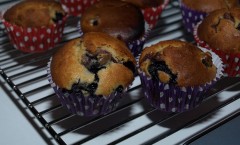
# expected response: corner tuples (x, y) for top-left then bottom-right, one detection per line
(4, 0), (66, 27)
(51, 32), (136, 97)
(182, 0), (239, 13)
(121, 0), (164, 8)
(139, 40), (217, 87)
(80, 0), (144, 43)
(197, 8), (240, 53)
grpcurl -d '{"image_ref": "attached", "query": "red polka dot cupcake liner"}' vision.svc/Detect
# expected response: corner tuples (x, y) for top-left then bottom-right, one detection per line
(194, 22), (240, 77)
(1, 13), (67, 53)
(138, 47), (223, 112)
(60, 0), (100, 17)
(142, 0), (170, 29)
(179, 0), (207, 34)
(47, 59), (129, 116)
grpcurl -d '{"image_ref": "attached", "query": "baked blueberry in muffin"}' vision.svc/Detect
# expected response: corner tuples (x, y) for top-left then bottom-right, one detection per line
(50, 32), (136, 97)
(3, 0), (66, 27)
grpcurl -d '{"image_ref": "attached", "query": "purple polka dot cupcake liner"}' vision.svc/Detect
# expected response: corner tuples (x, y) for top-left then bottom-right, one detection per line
(78, 21), (150, 57)
(0, 12), (67, 53)
(47, 59), (128, 116)
(138, 47), (224, 112)
(179, 0), (207, 34)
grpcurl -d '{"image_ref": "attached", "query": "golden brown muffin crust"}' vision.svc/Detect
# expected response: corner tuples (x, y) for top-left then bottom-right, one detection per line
(121, 0), (164, 8)
(51, 32), (136, 96)
(80, 0), (144, 43)
(198, 8), (240, 53)
(182, 0), (239, 13)
(139, 40), (217, 87)
(4, 0), (65, 27)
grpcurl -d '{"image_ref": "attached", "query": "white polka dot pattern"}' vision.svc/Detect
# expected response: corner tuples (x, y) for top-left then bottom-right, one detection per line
(60, 0), (100, 16)
(142, 0), (169, 29)
(179, 0), (207, 33)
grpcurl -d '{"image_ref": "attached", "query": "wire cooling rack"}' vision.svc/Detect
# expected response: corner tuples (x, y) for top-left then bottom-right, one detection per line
(0, 1), (240, 145)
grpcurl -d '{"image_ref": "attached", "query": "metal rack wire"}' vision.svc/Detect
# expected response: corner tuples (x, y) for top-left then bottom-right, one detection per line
(0, 1), (240, 145)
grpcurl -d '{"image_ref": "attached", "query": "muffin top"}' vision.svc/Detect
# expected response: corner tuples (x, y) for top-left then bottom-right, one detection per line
(182, 0), (239, 13)
(197, 8), (240, 53)
(121, 0), (164, 8)
(4, 0), (66, 27)
(139, 40), (217, 87)
(80, 0), (144, 43)
(51, 32), (136, 96)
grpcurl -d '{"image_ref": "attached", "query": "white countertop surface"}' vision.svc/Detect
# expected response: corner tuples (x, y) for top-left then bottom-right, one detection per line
(0, 76), (56, 145)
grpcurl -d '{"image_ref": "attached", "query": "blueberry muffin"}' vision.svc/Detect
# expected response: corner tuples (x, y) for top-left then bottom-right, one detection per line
(138, 40), (222, 112)
(121, 0), (164, 8)
(195, 8), (240, 76)
(48, 32), (136, 116)
(2, 0), (67, 53)
(4, 0), (66, 27)
(80, 0), (144, 43)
